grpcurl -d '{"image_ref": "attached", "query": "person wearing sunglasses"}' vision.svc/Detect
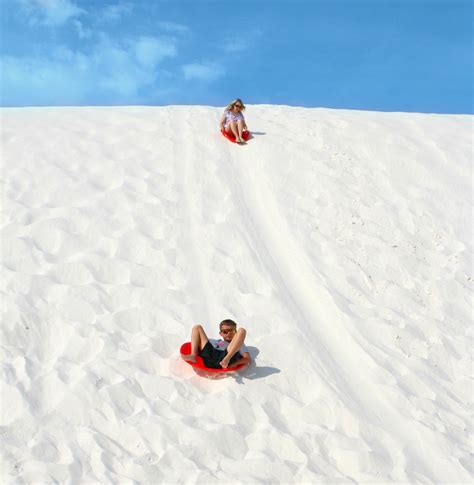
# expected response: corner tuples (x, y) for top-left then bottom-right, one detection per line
(220, 98), (248, 144)
(181, 319), (250, 369)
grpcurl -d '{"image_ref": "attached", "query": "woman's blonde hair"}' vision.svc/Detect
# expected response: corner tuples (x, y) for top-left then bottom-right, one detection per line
(225, 98), (245, 112)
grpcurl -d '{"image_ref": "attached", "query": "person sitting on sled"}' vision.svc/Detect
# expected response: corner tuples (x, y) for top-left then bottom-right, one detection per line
(220, 99), (248, 144)
(181, 319), (250, 369)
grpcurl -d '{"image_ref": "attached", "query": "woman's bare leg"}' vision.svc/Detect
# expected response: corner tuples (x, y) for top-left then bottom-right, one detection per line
(237, 119), (245, 141)
(220, 328), (246, 368)
(226, 121), (242, 142)
(181, 324), (209, 363)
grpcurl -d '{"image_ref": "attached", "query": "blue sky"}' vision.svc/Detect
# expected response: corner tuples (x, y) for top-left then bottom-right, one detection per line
(0, 0), (472, 113)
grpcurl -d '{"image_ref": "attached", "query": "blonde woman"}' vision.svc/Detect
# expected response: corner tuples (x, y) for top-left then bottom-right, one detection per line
(220, 98), (249, 143)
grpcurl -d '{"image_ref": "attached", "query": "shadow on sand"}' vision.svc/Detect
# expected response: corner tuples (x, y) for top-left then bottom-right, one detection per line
(234, 346), (280, 382)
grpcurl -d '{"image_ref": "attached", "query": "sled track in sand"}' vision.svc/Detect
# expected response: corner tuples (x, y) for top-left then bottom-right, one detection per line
(172, 109), (215, 324)
(218, 124), (461, 482)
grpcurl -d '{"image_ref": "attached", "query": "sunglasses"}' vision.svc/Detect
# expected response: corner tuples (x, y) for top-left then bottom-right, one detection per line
(220, 328), (236, 334)
(234, 104), (243, 109)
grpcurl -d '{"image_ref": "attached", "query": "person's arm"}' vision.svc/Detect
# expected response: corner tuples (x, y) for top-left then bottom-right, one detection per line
(219, 113), (226, 131)
(232, 351), (251, 366)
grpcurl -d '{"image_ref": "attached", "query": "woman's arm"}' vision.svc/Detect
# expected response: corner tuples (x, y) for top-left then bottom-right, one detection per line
(219, 114), (226, 130)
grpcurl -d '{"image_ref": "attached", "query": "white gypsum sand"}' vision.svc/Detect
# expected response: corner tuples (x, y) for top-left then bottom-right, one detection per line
(0, 105), (472, 483)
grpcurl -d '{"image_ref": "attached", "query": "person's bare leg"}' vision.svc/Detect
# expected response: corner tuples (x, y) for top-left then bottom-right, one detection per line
(220, 328), (246, 368)
(237, 119), (245, 142)
(181, 324), (209, 363)
(226, 121), (241, 142)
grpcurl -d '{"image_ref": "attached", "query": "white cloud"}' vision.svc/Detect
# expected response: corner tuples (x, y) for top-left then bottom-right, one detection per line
(99, 2), (133, 23)
(90, 35), (165, 92)
(0, 34), (179, 105)
(133, 36), (177, 69)
(20, 0), (85, 26)
(157, 21), (190, 35)
(222, 29), (263, 54)
(0, 54), (88, 105)
(222, 39), (249, 53)
(72, 19), (92, 39)
(182, 62), (225, 81)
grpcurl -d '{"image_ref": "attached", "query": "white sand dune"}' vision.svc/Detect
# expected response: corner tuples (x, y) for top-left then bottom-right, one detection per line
(1, 105), (472, 483)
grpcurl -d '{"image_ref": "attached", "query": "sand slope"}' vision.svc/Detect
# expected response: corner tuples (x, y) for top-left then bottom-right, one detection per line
(1, 105), (472, 483)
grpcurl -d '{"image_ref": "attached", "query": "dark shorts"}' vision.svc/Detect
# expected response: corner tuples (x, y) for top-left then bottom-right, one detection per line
(199, 341), (243, 369)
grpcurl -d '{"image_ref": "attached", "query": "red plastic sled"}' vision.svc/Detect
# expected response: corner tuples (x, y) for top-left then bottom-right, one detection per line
(221, 129), (251, 143)
(180, 342), (246, 378)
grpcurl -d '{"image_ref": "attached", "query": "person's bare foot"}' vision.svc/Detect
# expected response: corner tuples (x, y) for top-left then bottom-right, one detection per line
(219, 358), (230, 369)
(181, 353), (197, 363)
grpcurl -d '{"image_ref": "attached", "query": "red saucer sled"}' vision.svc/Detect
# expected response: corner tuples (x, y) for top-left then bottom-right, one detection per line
(180, 342), (246, 378)
(221, 129), (251, 143)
